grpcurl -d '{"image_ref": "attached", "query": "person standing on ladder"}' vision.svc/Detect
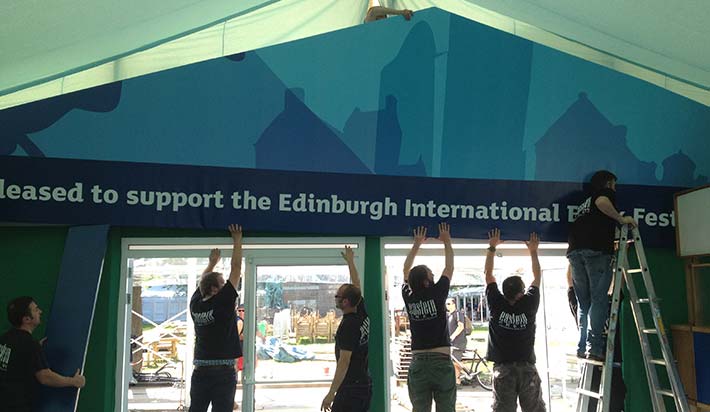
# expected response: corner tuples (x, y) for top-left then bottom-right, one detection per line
(567, 170), (636, 361)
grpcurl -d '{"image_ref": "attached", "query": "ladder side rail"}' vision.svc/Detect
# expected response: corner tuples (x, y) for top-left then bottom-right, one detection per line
(624, 260), (667, 412)
(599, 225), (629, 412)
(630, 228), (691, 412)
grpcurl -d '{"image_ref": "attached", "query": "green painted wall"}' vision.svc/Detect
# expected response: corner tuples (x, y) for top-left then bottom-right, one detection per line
(0, 226), (119, 412)
(363, 237), (386, 410)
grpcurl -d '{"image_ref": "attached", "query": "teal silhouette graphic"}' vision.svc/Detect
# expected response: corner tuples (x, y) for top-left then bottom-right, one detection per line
(375, 95), (425, 176)
(0, 8), (707, 187)
(661, 151), (708, 187)
(536, 93), (657, 184)
(441, 14), (532, 179)
(377, 21), (435, 176)
(0, 82), (122, 156)
(256, 88), (371, 173)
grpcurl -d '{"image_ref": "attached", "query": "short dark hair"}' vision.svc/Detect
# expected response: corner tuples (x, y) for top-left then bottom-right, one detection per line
(199, 272), (223, 296)
(408, 265), (430, 293)
(590, 170), (617, 192)
(502, 276), (525, 300)
(339, 284), (362, 308)
(7, 296), (34, 327)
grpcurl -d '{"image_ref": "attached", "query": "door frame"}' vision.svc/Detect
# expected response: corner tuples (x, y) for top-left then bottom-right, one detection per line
(117, 236), (365, 412)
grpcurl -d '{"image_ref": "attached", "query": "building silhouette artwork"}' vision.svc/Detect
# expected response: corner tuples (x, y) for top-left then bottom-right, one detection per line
(255, 88), (371, 174)
(535, 92), (706, 188)
(0, 82), (122, 157)
(256, 85), (426, 177)
(661, 150), (708, 187)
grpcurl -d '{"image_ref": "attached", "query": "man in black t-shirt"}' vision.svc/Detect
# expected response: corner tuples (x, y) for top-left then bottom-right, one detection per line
(401, 223), (456, 412)
(189, 224), (243, 412)
(485, 229), (545, 412)
(322, 246), (371, 412)
(567, 170), (636, 360)
(446, 298), (466, 384)
(0, 296), (86, 412)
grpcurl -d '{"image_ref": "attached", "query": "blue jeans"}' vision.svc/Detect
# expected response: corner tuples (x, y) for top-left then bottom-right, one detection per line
(189, 366), (237, 412)
(567, 249), (613, 357)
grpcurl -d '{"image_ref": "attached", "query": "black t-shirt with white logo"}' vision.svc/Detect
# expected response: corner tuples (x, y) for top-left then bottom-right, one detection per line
(190, 281), (241, 360)
(402, 276), (451, 351)
(486, 283), (539, 364)
(335, 299), (370, 386)
(0, 328), (49, 410)
(568, 188), (617, 254)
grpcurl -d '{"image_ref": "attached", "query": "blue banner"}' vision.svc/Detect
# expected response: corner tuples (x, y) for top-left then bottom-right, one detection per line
(0, 156), (680, 247)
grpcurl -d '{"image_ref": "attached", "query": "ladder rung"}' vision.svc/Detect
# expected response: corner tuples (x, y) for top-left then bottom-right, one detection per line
(627, 268), (643, 273)
(577, 388), (602, 399)
(579, 358), (622, 367)
(656, 389), (675, 397)
(637, 298), (650, 303)
(648, 358), (667, 366)
(642, 329), (657, 334)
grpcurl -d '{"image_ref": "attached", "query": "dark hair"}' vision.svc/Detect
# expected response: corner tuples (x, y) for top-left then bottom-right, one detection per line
(408, 265), (431, 293)
(339, 284), (362, 308)
(502, 276), (525, 301)
(590, 170), (617, 192)
(199, 272), (223, 296)
(7, 296), (34, 327)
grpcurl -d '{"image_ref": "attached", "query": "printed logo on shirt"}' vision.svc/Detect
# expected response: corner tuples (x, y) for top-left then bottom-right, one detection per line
(360, 317), (370, 346)
(572, 197), (591, 221)
(192, 309), (215, 326)
(407, 299), (438, 321)
(497, 311), (528, 330)
(0, 343), (11, 371)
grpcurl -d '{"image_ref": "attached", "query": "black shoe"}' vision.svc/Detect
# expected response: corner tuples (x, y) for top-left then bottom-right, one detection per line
(587, 353), (605, 362)
(576, 351), (586, 359)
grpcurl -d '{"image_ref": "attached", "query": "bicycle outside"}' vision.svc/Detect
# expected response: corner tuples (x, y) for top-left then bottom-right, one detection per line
(451, 347), (493, 391)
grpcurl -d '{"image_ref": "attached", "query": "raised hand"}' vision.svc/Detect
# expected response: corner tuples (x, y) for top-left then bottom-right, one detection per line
(341, 245), (355, 263)
(413, 226), (427, 245)
(437, 222), (451, 243)
(208, 248), (221, 266)
(525, 233), (540, 252)
(488, 228), (504, 248)
(228, 224), (242, 243)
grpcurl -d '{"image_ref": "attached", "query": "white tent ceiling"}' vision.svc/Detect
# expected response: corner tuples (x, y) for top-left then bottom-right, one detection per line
(0, 0), (708, 109)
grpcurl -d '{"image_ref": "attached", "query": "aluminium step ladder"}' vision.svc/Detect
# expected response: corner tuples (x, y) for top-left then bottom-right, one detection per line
(576, 225), (690, 412)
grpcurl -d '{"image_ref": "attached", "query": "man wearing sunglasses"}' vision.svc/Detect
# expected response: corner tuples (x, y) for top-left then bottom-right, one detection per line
(321, 246), (371, 412)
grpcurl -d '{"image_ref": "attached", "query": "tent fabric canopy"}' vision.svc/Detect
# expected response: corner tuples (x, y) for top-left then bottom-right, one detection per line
(1, 0), (708, 109)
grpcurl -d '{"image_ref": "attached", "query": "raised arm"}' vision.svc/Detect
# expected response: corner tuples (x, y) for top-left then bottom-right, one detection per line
(203, 248), (221, 275)
(525, 233), (541, 288)
(341, 246), (360, 290)
(485, 229), (503, 285)
(438, 222), (454, 280)
(403, 226), (427, 282)
(227, 224), (243, 289)
(595, 196), (636, 227)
